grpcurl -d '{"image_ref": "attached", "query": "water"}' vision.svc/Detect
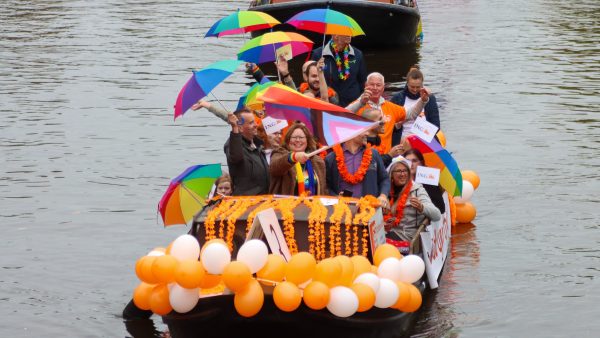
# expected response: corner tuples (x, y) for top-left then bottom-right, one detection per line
(1, 0), (598, 337)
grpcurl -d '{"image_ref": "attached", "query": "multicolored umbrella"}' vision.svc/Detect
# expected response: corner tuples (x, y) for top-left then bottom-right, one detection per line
(205, 10), (280, 38)
(236, 81), (276, 110)
(406, 135), (463, 197)
(257, 82), (349, 113)
(237, 31), (313, 64)
(158, 164), (222, 227)
(285, 8), (365, 37)
(174, 60), (244, 119)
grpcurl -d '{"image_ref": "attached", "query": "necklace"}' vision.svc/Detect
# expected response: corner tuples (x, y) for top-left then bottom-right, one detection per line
(331, 41), (350, 81)
(387, 180), (413, 227)
(333, 144), (372, 184)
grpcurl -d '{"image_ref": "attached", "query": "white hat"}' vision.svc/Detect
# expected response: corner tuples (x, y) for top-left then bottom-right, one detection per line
(386, 155), (412, 173)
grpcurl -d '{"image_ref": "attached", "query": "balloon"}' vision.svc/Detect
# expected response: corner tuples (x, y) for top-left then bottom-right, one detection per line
(169, 284), (199, 313)
(377, 257), (403, 282)
(397, 284), (422, 312)
(302, 281), (330, 310)
(350, 255), (372, 279)
(199, 273), (221, 289)
(436, 130), (446, 148)
(350, 283), (376, 312)
(257, 254), (287, 284)
(373, 244), (402, 266)
(374, 278), (399, 308)
(313, 258), (342, 287)
(237, 240), (269, 273)
(273, 281), (302, 312)
(148, 248), (166, 257)
(327, 286), (358, 317)
(135, 256), (147, 281)
(397, 255), (425, 284)
(392, 282), (411, 310)
(175, 259), (206, 289)
(138, 256), (159, 284)
(222, 261), (252, 293)
(353, 272), (380, 294)
(285, 252), (316, 285)
(234, 279), (264, 317)
(455, 202), (476, 223)
(133, 282), (155, 310)
(335, 255), (355, 286)
(170, 235), (200, 261)
(454, 180), (474, 204)
(151, 255), (179, 284)
(149, 284), (172, 315)
(200, 242), (231, 275)
(461, 170), (480, 190)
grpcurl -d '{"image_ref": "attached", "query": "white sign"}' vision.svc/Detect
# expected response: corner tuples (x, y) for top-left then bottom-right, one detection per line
(368, 208), (387, 255)
(419, 192), (451, 289)
(415, 166), (440, 186)
(411, 116), (439, 143)
(276, 44), (292, 61)
(262, 116), (288, 135)
(246, 208), (292, 261)
(319, 197), (339, 206)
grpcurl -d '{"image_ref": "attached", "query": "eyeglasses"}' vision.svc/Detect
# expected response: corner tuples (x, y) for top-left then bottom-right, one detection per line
(392, 169), (409, 174)
(290, 136), (306, 140)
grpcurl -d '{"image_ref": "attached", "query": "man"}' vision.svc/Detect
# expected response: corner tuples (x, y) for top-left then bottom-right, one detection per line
(311, 34), (367, 107)
(224, 108), (270, 196)
(325, 132), (390, 209)
(361, 108), (405, 168)
(346, 72), (430, 154)
(298, 59), (339, 105)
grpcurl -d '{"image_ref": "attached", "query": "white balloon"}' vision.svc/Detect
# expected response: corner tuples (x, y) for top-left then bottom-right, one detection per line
(169, 284), (199, 313)
(454, 180), (474, 204)
(374, 278), (399, 308)
(200, 242), (231, 274)
(170, 235), (200, 261)
(353, 273), (380, 294)
(147, 250), (165, 257)
(236, 240), (269, 273)
(377, 257), (403, 282)
(327, 286), (358, 317)
(397, 255), (425, 284)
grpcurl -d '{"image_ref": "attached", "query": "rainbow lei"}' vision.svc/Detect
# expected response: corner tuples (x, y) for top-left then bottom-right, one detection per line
(331, 41), (350, 81)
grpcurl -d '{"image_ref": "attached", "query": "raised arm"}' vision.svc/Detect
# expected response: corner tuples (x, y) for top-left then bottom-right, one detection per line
(404, 87), (431, 121)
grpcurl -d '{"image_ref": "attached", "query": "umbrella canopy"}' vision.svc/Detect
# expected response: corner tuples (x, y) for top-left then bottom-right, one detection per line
(158, 164), (222, 226)
(257, 82), (349, 113)
(237, 31), (313, 64)
(285, 8), (365, 37)
(174, 60), (244, 119)
(236, 81), (276, 110)
(205, 10), (280, 38)
(406, 135), (463, 197)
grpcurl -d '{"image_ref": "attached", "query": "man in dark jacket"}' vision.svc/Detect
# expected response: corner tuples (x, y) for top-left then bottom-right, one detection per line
(311, 34), (367, 107)
(224, 108), (270, 195)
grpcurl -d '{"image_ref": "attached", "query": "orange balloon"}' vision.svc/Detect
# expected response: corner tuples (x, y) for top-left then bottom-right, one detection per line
(135, 256), (146, 281)
(373, 244), (402, 266)
(273, 281), (302, 312)
(392, 282), (411, 310)
(398, 284), (422, 312)
(165, 241), (174, 255)
(335, 256), (355, 286)
(436, 130), (447, 148)
(313, 258), (342, 287)
(139, 256), (159, 284)
(257, 254), (287, 284)
(455, 202), (476, 223)
(175, 260), (205, 289)
(222, 261), (252, 293)
(151, 255), (179, 284)
(350, 255), (372, 279)
(351, 283), (376, 312)
(149, 284), (172, 315)
(133, 282), (155, 310)
(302, 281), (330, 310)
(371, 265), (378, 273)
(199, 273), (221, 289)
(285, 252), (316, 285)
(234, 279), (264, 317)
(461, 170), (480, 190)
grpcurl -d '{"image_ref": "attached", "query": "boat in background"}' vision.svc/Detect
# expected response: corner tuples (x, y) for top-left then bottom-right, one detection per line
(248, 0), (421, 49)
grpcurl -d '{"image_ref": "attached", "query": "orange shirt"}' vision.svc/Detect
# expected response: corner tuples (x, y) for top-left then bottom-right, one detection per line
(356, 100), (406, 154)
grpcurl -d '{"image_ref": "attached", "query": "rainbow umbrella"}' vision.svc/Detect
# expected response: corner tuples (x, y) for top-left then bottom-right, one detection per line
(237, 31), (313, 64)
(236, 81), (276, 110)
(285, 8), (365, 37)
(406, 135), (463, 197)
(174, 59), (244, 119)
(158, 164), (222, 227)
(257, 82), (350, 113)
(205, 10), (280, 38)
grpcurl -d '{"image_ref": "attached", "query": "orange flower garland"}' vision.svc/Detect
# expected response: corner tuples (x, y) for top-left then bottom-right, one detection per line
(246, 196), (275, 234)
(224, 198), (260, 251)
(386, 180), (413, 227)
(333, 144), (372, 185)
(353, 196), (379, 256)
(275, 196), (303, 254)
(204, 198), (235, 241)
(303, 198), (328, 258)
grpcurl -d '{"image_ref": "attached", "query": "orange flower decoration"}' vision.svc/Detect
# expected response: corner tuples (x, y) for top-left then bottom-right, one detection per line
(333, 144), (372, 185)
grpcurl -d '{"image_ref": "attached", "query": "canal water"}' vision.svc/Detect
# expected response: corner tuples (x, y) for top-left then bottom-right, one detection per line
(1, 0), (598, 337)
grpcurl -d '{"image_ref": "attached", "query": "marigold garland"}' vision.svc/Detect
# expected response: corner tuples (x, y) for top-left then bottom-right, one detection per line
(386, 180), (413, 228)
(224, 198), (260, 251)
(246, 196), (275, 234)
(333, 144), (372, 185)
(353, 196), (379, 257)
(204, 199), (235, 241)
(303, 198), (327, 258)
(275, 196), (303, 254)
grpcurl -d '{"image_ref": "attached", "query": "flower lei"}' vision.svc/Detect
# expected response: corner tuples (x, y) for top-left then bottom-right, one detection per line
(386, 180), (413, 227)
(204, 198), (235, 241)
(333, 144), (372, 185)
(275, 196), (303, 254)
(328, 197), (353, 257)
(303, 197), (328, 260)
(224, 198), (260, 251)
(353, 196), (379, 256)
(331, 41), (350, 81)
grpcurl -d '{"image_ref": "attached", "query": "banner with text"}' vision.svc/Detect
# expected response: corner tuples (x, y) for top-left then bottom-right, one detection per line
(419, 192), (451, 289)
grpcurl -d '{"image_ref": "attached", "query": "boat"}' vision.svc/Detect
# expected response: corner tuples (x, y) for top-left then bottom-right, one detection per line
(248, 0), (422, 49)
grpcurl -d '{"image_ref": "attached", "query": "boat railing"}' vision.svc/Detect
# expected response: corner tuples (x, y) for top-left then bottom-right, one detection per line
(253, 0), (416, 6)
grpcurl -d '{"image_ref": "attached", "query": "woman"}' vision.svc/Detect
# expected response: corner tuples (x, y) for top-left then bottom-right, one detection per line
(384, 157), (441, 242)
(269, 123), (326, 196)
(403, 149), (446, 214)
(257, 125), (282, 165)
(208, 174), (233, 199)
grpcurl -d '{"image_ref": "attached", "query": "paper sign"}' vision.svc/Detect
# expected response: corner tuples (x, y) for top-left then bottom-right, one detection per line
(420, 192), (451, 288)
(262, 116), (288, 135)
(368, 208), (386, 255)
(411, 116), (439, 143)
(276, 44), (292, 61)
(319, 197), (339, 206)
(246, 208), (291, 261)
(415, 166), (440, 185)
